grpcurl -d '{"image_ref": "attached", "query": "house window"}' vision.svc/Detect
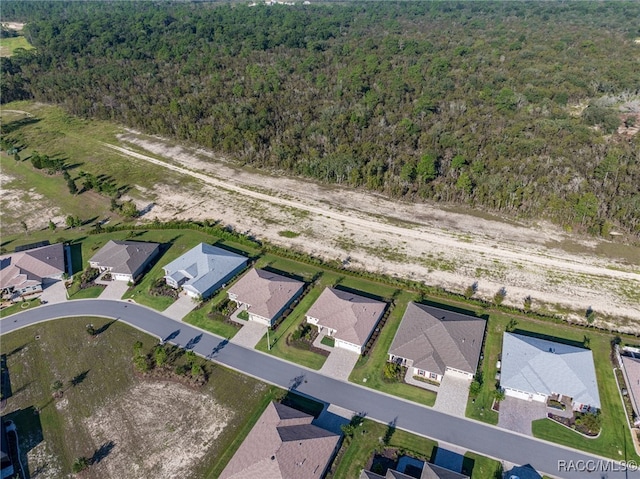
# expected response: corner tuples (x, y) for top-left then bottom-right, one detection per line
(429, 372), (438, 380)
(418, 370), (426, 377)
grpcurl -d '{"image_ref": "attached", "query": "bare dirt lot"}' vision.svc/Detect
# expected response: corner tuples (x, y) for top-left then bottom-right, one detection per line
(84, 381), (232, 479)
(106, 132), (640, 331)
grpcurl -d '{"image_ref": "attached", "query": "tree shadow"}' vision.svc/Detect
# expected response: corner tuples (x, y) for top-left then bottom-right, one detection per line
(68, 242), (83, 274)
(161, 329), (181, 344)
(81, 216), (99, 227)
(261, 265), (307, 284)
(288, 373), (306, 391)
(1, 116), (40, 134)
(94, 319), (118, 336)
(1, 354), (12, 400)
(90, 440), (115, 465)
(185, 334), (203, 350)
(383, 417), (396, 446)
(70, 370), (90, 388)
(207, 338), (229, 359)
(333, 284), (387, 303)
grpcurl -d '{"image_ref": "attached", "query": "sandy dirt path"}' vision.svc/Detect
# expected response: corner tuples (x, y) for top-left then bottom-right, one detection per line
(104, 135), (640, 331)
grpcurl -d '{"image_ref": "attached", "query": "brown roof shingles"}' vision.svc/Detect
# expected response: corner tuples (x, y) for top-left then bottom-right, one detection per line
(0, 243), (65, 290)
(389, 302), (486, 376)
(305, 288), (386, 347)
(220, 402), (339, 479)
(89, 240), (159, 276)
(228, 268), (304, 322)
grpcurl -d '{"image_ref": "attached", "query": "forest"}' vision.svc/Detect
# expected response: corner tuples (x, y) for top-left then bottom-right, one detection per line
(1, 1), (639, 235)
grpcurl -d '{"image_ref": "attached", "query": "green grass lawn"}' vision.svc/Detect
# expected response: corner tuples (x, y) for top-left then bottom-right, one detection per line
(463, 451), (502, 479)
(182, 305), (241, 339)
(349, 291), (436, 407)
(465, 306), (640, 461)
(0, 298), (41, 318)
(0, 35), (34, 56)
(68, 285), (104, 300)
(0, 317), (277, 479)
(330, 419), (438, 479)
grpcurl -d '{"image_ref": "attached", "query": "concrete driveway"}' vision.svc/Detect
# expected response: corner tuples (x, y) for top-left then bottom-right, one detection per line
(319, 347), (359, 381)
(98, 280), (130, 300)
(230, 321), (266, 348)
(498, 396), (547, 436)
(163, 294), (198, 321)
(39, 280), (67, 304)
(433, 374), (472, 417)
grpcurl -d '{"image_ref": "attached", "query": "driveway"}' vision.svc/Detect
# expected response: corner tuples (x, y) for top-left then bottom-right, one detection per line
(98, 280), (130, 300)
(433, 374), (472, 417)
(39, 280), (67, 304)
(163, 294), (198, 321)
(230, 321), (266, 348)
(319, 347), (359, 381)
(498, 396), (547, 436)
(1, 300), (636, 479)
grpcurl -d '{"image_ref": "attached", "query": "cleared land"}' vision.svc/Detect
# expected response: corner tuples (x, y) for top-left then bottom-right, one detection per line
(1, 102), (639, 333)
(0, 35), (33, 57)
(0, 317), (274, 479)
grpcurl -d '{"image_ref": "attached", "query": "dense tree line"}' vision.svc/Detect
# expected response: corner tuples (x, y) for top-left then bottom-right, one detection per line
(1, 1), (639, 235)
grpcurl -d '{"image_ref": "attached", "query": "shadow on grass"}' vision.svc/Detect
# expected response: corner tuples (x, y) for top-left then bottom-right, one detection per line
(333, 283), (389, 303)
(70, 370), (90, 387)
(212, 240), (252, 259)
(94, 319), (118, 336)
(4, 405), (44, 479)
(1, 117), (41, 134)
(511, 329), (587, 349)
(261, 265), (310, 284)
(90, 440), (115, 465)
(415, 299), (489, 321)
(68, 242), (83, 274)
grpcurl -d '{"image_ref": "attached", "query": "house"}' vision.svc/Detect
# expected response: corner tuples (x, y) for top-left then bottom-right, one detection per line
(0, 243), (66, 298)
(360, 462), (468, 479)
(219, 401), (339, 479)
(619, 353), (640, 425)
(88, 240), (159, 283)
(163, 243), (247, 299)
(228, 268), (304, 326)
(305, 287), (386, 354)
(500, 332), (601, 411)
(387, 302), (486, 383)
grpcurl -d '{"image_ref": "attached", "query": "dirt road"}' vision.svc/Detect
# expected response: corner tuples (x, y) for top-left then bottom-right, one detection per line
(105, 135), (640, 331)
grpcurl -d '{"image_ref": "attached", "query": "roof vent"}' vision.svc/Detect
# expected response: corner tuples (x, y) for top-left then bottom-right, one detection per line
(271, 455), (275, 461)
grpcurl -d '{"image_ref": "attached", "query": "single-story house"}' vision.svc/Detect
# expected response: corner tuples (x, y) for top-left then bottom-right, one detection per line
(305, 287), (386, 354)
(500, 332), (601, 411)
(619, 353), (640, 425)
(0, 243), (66, 298)
(227, 268), (304, 326)
(89, 240), (159, 283)
(388, 302), (486, 383)
(163, 243), (247, 299)
(219, 401), (339, 479)
(360, 462), (468, 479)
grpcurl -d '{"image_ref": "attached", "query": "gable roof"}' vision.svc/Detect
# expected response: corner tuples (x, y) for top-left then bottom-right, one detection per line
(306, 287), (386, 347)
(228, 268), (304, 321)
(388, 302), (486, 376)
(89, 240), (159, 276)
(501, 332), (601, 408)
(163, 243), (247, 295)
(360, 463), (468, 479)
(0, 243), (65, 290)
(220, 402), (339, 479)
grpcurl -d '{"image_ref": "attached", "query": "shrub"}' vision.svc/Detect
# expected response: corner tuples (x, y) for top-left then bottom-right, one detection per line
(237, 310), (249, 320)
(72, 457), (90, 473)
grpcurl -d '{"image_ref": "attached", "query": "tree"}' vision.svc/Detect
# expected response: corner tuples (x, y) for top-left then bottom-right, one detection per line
(456, 172), (473, 196)
(469, 379), (482, 397)
(67, 178), (78, 195)
(51, 379), (64, 397)
(154, 345), (168, 367)
(464, 281), (478, 299)
(523, 295), (532, 312)
(72, 457), (90, 473)
(120, 200), (139, 218)
(417, 154), (437, 183)
(383, 362), (400, 380)
(48, 219), (56, 231)
(86, 323), (95, 336)
(493, 287), (507, 306)
(586, 306), (596, 324)
(493, 387), (506, 403)
(20, 221), (28, 234)
(191, 362), (202, 377)
(13, 152), (20, 162)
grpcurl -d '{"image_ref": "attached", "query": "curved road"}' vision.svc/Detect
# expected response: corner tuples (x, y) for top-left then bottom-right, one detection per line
(1, 300), (637, 479)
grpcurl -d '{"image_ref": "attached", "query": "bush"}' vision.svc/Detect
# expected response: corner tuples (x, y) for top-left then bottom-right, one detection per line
(72, 457), (90, 473)
(237, 310), (249, 320)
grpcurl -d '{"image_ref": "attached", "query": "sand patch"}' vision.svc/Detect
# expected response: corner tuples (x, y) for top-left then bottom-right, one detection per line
(84, 381), (233, 479)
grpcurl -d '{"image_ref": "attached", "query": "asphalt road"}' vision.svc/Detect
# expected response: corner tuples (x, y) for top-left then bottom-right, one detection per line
(1, 300), (638, 479)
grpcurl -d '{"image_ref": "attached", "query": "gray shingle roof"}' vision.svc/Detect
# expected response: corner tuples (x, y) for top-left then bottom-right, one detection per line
(228, 268), (304, 322)
(0, 243), (65, 290)
(89, 240), (159, 276)
(220, 402), (339, 479)
(360, 463), (469, 479)
(162, 243), (247, 295)
(501, 333), (601, 408)
(305, 287), (386, 347)
(388, 302), (486, 376)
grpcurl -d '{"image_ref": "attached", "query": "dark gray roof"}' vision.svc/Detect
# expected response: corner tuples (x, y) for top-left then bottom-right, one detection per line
(360, 463), (468, 479)
(89, 240), (159, 276)
(388, 302), (486, 376)
(501, 333), (601, 408)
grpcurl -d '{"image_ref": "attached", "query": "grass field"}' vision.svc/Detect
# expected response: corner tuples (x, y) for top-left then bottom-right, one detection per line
(0, 35), (33, 56)
(349, 292), (437, 407)
(0, 298), (41, 318)
(0, 317), (277, 479)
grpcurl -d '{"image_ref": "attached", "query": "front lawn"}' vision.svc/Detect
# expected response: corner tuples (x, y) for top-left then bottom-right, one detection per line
(0, 298), (41, 318)
(182, 305), (241, 339)
(349, 291), (436, 407)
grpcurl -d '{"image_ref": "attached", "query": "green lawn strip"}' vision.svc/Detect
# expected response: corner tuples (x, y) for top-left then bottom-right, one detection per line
(255, 283), (327, 370)
(68, 285), (104, 300)
(253, 253), (322, 282)
(349, 291), (436, 407)
(463, 451), (502, 479)
(182, 306), (240, 339)
(330, 418), (437, 479)
(0, 298), (41, 318)
(0, 35), (34, 56)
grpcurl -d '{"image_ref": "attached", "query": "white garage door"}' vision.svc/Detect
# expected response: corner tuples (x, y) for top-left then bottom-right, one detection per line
(335, 339), (362, 354)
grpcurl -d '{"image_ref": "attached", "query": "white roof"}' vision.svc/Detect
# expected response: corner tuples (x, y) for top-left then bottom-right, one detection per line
(501, 333), (601, 408)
